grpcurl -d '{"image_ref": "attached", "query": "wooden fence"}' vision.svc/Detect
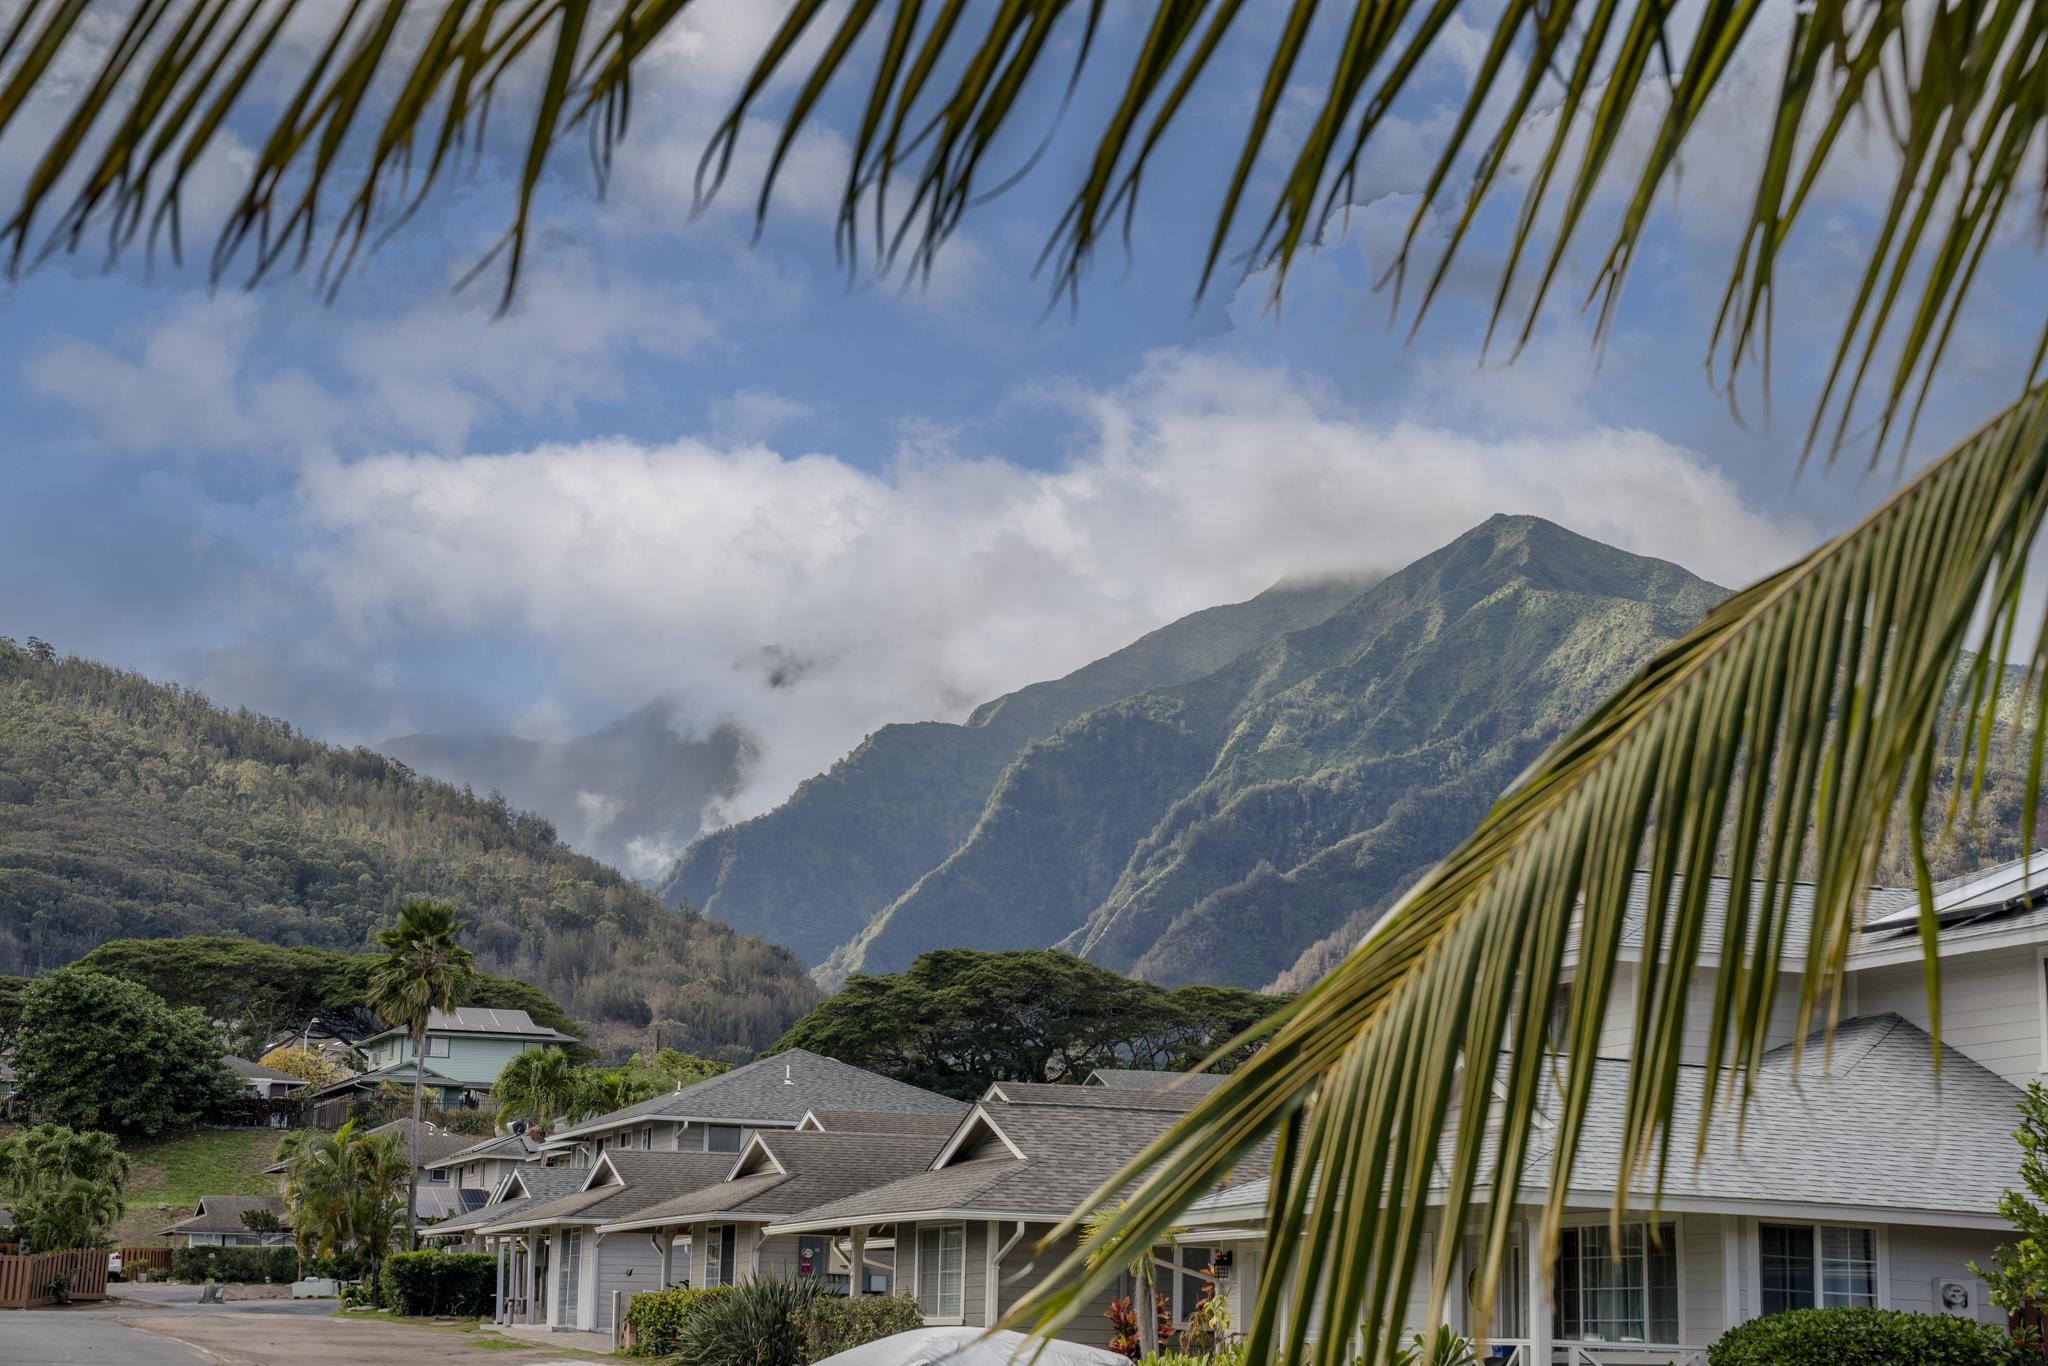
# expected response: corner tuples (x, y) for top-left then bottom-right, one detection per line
(0, 1249), (111, 1309)
(119, 1247), (172, 1276)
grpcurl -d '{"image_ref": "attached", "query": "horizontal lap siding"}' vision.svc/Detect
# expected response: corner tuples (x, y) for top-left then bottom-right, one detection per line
(1886, 1224), (2004, 1326)
(1856, 957), (2042, 1084)
(594, 1231), (665, 1336)
(998, 1228), (1119, 1349)
(1597, 967), (1808, 1064)
(755, 1232), (803, 1281)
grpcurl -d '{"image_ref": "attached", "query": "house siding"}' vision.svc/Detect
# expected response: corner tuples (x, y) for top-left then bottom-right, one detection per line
(592, 1229), (666, 1336)
(994, 1227), (1119, 1349)
(1678, 1214), (1724, 1346)
(1595, 967), (1808, 1064)
(1885, 1224), (2003, 1326)
(1854, 954), (2042, 1086)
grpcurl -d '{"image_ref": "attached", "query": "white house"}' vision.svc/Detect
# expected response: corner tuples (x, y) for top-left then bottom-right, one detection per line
(1174, 862), (2047, 1363)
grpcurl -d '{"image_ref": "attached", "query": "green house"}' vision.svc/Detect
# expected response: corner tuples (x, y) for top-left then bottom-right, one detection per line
(303, 1007), (574, 1125)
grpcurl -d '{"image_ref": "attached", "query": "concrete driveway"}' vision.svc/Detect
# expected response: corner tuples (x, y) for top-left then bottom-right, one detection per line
(1, 1301), (610, 1365)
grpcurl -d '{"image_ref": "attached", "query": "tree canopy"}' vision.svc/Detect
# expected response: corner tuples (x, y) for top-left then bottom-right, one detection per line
(494, 1044), (731, 1134)
(772, 949), (1289, 1101)
(12, 968), (241, 1138)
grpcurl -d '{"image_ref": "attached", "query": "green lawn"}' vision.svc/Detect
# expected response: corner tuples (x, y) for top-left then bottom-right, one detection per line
(114, 1127), (294, 1246)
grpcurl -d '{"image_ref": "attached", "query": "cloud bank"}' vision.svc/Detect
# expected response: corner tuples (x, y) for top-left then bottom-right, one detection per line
(296, 349), (1814, 825)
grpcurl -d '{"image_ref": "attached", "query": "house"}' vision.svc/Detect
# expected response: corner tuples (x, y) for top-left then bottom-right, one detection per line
(422, 1161), (589, 1253)
(267, 1117), (489, 1230)
(424, 1130), (543, 1193)
(158, 1195), (290, 1248)
(595, 1124), (955, 1296)
(765, 1081), (1241, 1349)
(538, 1047), (968, 1163)
(1170, 862), (2048, 1361)
(469, 1150), (742, 1337)
(0, 1058), (17, 1119)
(301, 1008), (573, 1126)
(1084, 1069), (1228, 1095)
(223, 1054), (303, 1102)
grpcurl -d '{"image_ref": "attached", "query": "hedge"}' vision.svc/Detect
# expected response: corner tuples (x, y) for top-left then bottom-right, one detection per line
(623, 1286), (732, 1358)
(799, 1294), (925, 1359)
(379, 1250), (498, 1317)
(1708, 1308), (2029, 1366)
(170, 1246), (297, 1284)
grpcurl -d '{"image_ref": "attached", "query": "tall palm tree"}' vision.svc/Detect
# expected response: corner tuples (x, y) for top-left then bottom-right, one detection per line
(491, 1044), (585, 1136)
(4, 6), (2048, 1362)
(280, 1119), (411, 1287)
(367, 899), (474, 1251)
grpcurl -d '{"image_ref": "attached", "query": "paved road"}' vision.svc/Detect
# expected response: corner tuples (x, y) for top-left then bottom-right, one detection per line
(0, 1309), (208, 1365)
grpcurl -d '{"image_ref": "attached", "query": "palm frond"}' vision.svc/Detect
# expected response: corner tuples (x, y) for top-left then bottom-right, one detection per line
(0, 1), (2035, 450)
(1002, 388), (2048, 1364)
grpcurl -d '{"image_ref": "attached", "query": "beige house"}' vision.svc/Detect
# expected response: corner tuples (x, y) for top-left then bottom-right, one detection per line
(1175, 864), (2043, 1363)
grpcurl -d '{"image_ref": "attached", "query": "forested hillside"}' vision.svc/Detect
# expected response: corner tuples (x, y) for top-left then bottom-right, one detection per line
(669, 516), (2046, 994)
(0, 638), (819, 1060)
(663, 572), (1374, 964)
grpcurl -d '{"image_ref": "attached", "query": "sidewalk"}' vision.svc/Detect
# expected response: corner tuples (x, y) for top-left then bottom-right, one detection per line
(486, 1320), (616, 1354)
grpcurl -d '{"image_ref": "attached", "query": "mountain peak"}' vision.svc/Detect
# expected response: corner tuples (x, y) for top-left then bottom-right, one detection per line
(1416, 513), (1725, 608)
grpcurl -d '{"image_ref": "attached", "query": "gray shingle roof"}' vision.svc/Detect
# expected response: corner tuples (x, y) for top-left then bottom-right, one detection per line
(364, 1118), (479, 1166)
(303, 1061), (469, 1098)
(546, 1049), (966, 1142)
(1086, 1069), (1229, 1096)
(801, 1110), (967, 1137)
(158, 1195), (284, 1236)
(1185, 1014), (2022, 1223)
(604, 1131), (949, 1231)
(483, 1152), (741, 1230)
(771, 1094), (1191, 1230)
(426, 1164), (589, 1236)
(989, 1082), (1205, 1111)
(1575, 871), (1919, 966)
(425, 1131), (541, 1170)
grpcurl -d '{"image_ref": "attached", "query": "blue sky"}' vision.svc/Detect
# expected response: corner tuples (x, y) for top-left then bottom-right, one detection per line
(1, 0), (2039, 845)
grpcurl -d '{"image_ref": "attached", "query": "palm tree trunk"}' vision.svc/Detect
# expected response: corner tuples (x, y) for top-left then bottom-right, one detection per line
(407, 1023), (424, 1253)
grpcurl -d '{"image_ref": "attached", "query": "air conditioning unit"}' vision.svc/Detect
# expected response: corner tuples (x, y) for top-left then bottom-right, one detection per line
(1935, 1277), (1978, 1317)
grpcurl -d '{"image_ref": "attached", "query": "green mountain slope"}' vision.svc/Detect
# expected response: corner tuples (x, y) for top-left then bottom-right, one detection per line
(661, 573), (1372, 964)
(828, 516), (1726, 985)
(0, 640), (820, 1060)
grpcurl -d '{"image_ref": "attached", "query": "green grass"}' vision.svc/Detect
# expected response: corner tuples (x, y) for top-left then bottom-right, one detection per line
(113, 1127), (292, 1246)
(341, 1310), (614, 1357)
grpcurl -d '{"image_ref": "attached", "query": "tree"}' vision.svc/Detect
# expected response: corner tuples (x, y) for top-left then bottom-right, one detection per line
(0, 1124), (131, 1251)
(277, 1121), (410, 1289)
(258, 1046), (354, 1090)
(772, 949), (1289, 1101)
(4, 6), (2045, 1363)
(0, 974), (24, 1055)
(1974, 1083), (2048, 1312)
(367, 901), (475, 1251)
(491, 1046), (586, 1136)
(12, 969), (241, 1138)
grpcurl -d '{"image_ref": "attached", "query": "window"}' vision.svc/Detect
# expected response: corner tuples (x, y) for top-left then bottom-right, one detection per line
(916, 1225), (966, 1321)
(1555, 1223), (1677, 1343)
(1759, 1224), (1877, 1312)
(705, 1125), (742, 1153)
(426, 1036), (450, 1057)
(704, 1225), (737, 1287)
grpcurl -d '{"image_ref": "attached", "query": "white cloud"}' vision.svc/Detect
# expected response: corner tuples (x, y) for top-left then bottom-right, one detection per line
(26, 260), (714, 457)
(295, 348), (1814, 823)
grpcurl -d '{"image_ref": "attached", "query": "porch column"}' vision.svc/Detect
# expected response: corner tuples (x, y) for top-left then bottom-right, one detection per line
(1432, 1222), (1466, 1336)
(522, 1236), (536, 1325)
(849, 1226), (867, 1297)
(657, 1230), (673, 1288)
(1524, 1213), (1551, 1366)
(494, 1239), (507, 1324)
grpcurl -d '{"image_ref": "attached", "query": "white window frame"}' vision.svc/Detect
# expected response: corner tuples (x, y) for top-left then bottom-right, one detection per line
(1553, 1217), (1683, 1345)
(915, 1224), (967, 1325)
(426, 1035), (451, 1058)
(1756, 1221), (1888, 1314)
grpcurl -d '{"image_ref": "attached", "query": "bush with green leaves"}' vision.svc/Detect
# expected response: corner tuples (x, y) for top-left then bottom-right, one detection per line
(671, 1278), (820, 1366)
(379, 1249), (497, 1317)
(0, 1124), (131, 1251)
(798, 1294), (925, 1358)
(1707, 1308), (2027, 1366)
(623, 1286), (731, 1358)
(170, 1246), (297, 1284)
(12, 969), (241, 1138)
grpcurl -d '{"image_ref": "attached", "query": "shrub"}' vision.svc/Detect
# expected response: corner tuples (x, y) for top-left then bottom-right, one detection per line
(672, 1278), (821, 1366)
(1707, 1308), (2028, 1366)
(307, 1250), (365, 1281)
(378, 1249), (498, 1317)
(623, 1286), (731, 1358)
(170, 1246), (296, 1284)
(798, 1294), (925, 1359)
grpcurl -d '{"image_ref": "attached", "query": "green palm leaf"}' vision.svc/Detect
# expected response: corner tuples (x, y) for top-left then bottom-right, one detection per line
(0, 0), (2034, 452)
(998, 390), (2048, 1362)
